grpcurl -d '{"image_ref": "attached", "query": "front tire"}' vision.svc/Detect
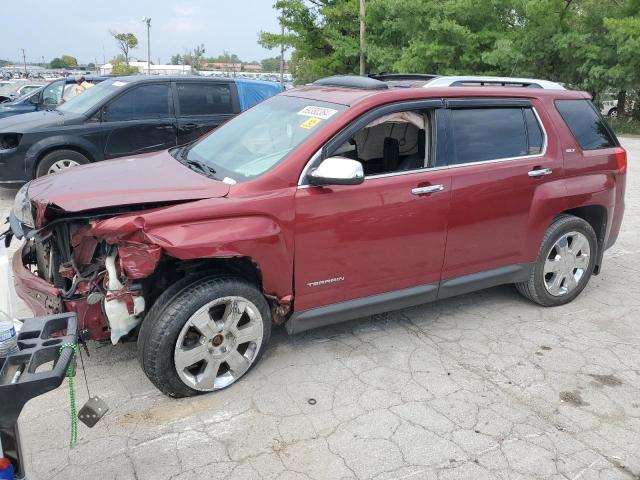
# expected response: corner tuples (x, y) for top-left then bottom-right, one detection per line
(139, 276), (271, 398)
(516, 215), (597, 307)
(36, 149), (89, 177)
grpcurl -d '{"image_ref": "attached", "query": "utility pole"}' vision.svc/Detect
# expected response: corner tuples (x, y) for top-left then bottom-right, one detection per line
(279, 16), (285, 86)
(22, 49), (27, 75)
(142, 17), (152, 74)
(359, 0), (366, 76)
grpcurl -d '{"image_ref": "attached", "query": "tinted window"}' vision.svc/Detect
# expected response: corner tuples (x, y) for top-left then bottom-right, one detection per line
(177, 83), (233, 115)
(524, 108), (544, 154)
(451, 108), (528, 164)
(555, 100), (615, 150)
(106, 84), (171, 121)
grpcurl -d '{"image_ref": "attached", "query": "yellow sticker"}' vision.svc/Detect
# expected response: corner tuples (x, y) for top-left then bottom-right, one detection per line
(300, 117), (322, 129)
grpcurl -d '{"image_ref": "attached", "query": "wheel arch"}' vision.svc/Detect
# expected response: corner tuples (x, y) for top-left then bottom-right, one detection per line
(25, 136), (101, 177)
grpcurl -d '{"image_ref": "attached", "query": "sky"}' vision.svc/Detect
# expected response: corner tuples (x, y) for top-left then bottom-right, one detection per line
(1, 0), (285, 65)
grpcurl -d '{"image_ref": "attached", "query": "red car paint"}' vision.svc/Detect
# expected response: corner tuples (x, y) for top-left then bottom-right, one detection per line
(12, 84), (626, 340)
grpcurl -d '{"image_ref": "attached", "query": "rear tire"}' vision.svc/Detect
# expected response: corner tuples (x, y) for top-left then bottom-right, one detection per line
(36, 149), (89, 177)
(516, 215), (597, 307)
(139, 276), (271, 398)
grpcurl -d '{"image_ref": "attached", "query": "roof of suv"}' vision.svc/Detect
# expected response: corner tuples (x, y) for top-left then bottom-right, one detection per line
(108, 75), (278, 85)
(285, 75), (588, 107)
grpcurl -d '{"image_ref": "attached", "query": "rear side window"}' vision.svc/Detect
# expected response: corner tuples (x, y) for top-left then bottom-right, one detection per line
(555, 100), (616, 150)
(106, 84), (171, 122)
(177, 83), (233, 116)
(450, 107), (543, 164)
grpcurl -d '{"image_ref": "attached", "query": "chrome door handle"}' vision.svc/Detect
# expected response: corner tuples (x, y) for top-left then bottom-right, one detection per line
(411, 184), (445, 195)
(528, 168), (552, 177)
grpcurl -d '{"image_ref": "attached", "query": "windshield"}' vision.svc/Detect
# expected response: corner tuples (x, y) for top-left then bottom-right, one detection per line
(184, 95), (346, 182)
(57, 79), (126, 115)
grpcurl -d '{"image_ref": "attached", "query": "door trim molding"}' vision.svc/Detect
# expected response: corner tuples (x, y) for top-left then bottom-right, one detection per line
(285, 263), (534, 335)
(286, 283), (438, 334)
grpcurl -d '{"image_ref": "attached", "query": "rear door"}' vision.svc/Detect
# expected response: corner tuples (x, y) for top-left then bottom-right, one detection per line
(103, 82), (177, 159)
(440, 99), (563, 291)
(174, 81), (237, 144)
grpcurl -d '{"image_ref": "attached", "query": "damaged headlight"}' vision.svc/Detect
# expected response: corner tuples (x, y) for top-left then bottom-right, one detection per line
(12, 182), (35, 228)
(0, 133), (21, 151)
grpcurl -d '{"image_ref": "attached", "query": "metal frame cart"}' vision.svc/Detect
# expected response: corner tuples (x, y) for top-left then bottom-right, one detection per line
(0, 313), (77, 480)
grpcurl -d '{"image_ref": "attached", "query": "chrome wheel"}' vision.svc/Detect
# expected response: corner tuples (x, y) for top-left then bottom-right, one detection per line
(174, 296), (264, 392)
(543, 231), (591, 297)
(47, 159), (80, 174)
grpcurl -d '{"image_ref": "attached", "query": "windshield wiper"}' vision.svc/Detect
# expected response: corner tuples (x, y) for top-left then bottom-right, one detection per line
(186, 158), (217, 179)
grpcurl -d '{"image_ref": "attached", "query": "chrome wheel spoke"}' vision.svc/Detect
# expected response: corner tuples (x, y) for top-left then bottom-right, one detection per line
(574, 254), (589, 270)
(198, 359), (222, 387)
(225, 349), (250, 375)
(233, 320), (262, 345)
(175, 343), (208, 370)
(544, 257), (562, 273)
(570, 234), (588, 255)
(190, 308), (219, 339)
(223, 299), (247, 329)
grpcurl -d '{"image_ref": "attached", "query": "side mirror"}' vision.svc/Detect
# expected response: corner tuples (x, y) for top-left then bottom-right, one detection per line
(307, 157), (364, 186)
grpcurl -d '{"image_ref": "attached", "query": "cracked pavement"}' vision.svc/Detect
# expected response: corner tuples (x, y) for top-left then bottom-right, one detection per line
(1, 137), (639, 480)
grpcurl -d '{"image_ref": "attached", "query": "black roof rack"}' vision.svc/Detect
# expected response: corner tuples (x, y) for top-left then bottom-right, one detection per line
(313, 75), (388, 90)
(368, 73), (439, 82)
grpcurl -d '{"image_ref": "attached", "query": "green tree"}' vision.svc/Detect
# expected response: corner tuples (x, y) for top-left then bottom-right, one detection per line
(170, 54), (183, 65)
(207, 51), (242, 64)
(110, 54), (139, 75)
(183, 44), (207, 70)
(261, 56), (281, 72)
(49, 55), (78, 69)
(110, 31), (138, 64)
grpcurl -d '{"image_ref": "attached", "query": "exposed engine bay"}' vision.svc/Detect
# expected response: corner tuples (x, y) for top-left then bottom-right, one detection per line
(23, 218), (154, 344)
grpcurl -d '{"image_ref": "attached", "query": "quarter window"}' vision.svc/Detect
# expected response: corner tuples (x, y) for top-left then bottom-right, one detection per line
(177, 83), (233, 115)
(451, 107), (542, 164)
(105, 84), (171, 122)
(555, 99), (616, 150)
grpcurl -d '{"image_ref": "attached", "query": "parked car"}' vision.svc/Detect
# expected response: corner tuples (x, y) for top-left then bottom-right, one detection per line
(0, 76), (107, 119)
(6, 74), (626, 397)
(0, 76), (283, 184)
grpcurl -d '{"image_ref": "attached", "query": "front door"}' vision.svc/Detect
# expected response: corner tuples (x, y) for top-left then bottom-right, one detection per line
(103, 83), (177, 159)
(293, 104), (451, 312)
(440, 99), (564, 284)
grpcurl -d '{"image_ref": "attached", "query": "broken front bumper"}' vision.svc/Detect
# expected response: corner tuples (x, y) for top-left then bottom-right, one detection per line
(11, 242), (108, 341)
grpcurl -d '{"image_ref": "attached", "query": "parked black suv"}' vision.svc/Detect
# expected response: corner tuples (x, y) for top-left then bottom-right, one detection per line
(0, 76), (282, 184)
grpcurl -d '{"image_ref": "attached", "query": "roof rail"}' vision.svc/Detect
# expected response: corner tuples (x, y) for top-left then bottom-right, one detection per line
(369, 73), (439, 82)
(313, 75), (388, 90)
(424, 76), (565, 90)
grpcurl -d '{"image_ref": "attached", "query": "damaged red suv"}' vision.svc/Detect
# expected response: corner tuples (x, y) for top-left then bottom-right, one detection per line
(5, 74), (626, 397)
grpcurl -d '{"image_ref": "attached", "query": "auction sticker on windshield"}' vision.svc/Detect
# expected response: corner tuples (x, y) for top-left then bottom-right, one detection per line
(300, 117), (323, 129)
(298, 106), (338, 120)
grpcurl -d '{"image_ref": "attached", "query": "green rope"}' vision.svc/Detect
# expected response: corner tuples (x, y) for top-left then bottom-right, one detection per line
(59, 342), (78, 449)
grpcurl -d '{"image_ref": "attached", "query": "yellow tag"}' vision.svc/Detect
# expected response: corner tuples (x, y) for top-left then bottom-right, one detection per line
(300, 117), (322, 129)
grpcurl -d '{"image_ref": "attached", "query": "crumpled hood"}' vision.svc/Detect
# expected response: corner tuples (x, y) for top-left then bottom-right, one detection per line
(27, 150), (230, 214)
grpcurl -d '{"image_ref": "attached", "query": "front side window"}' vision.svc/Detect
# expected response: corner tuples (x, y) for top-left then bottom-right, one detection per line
(177, 83), (233, 115)
(555, 99), (616, 150)
(105, 84), (171, 122)
(451, 107), (538, 164)
(329, 110), (431, 176)
(183, 95), (346, 182)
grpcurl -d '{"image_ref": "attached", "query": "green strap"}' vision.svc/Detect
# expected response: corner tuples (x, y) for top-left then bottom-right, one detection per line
(59, 343), (78, 449)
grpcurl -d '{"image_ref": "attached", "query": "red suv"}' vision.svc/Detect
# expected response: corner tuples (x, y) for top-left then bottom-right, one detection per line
(5, 74), (627, 397)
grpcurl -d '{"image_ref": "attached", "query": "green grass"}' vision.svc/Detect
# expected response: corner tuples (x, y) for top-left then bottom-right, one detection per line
(608, 118), (640, 136)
